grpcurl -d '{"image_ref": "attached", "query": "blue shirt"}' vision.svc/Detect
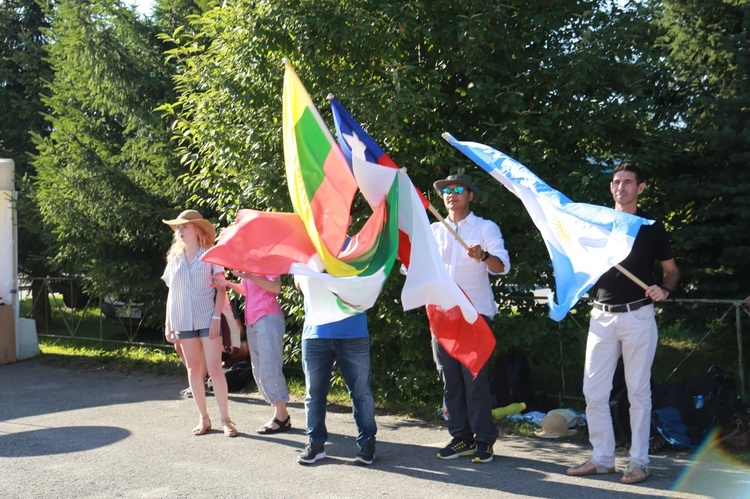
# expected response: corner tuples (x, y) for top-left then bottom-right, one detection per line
(302, 311), (369, 340)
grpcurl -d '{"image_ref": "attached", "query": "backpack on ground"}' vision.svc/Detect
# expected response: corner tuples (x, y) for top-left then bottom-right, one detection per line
(206, 360), (252, 393)
(651, 364), (738, 449)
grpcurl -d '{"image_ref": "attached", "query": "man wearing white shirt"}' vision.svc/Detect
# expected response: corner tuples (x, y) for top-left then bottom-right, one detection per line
(431, 174), (511, 463)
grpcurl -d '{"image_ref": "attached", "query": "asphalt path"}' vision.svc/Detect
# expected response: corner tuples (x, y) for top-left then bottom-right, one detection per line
(1, 359), (746, 498)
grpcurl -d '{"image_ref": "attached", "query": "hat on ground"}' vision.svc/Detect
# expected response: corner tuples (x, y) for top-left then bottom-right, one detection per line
(433, 174), (481, 197)
(534, 413), (578, 439)
(162, 209), (216, 241)
(548, 408), (578, 429)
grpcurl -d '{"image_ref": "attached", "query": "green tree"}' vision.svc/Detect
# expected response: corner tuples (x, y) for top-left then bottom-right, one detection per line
(652, 0), (750, 298)
(33, 0), (194, 326)
(162, 0), (663, 401)
(0, 0), (58, 323)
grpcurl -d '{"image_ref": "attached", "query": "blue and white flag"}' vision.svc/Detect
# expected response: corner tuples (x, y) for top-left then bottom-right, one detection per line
(443, 133), (654, 321)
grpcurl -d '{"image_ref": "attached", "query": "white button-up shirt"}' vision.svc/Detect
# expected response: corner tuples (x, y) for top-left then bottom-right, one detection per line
(162, 247), (224, 332)
(431, 212), (510, 318)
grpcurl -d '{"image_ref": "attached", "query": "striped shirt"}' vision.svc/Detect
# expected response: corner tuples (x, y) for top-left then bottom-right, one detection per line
(162, 247), (224, 332)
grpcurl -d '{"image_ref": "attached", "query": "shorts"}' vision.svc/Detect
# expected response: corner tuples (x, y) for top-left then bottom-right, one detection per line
(175, 328), (216, 340)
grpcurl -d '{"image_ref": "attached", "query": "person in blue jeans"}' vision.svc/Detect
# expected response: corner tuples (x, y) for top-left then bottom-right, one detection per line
(295, 275), (377, 466)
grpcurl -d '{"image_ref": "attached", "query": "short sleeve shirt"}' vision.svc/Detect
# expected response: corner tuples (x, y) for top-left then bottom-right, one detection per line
(594, 209), (674, 304)
(243, 275), (283, 326)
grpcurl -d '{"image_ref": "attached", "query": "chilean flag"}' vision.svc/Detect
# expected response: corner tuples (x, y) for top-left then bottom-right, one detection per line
(329, 97), (496, 376)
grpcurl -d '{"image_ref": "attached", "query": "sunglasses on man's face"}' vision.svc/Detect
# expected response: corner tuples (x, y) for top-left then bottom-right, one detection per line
(442, 186), (465, 195)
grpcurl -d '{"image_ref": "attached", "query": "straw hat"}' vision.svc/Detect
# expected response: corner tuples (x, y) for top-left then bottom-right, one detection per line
(534, 413), (578, 439)
(548, 408), (578, 429)
(433, 174), (481, 197)
(162, 209), (216, 241)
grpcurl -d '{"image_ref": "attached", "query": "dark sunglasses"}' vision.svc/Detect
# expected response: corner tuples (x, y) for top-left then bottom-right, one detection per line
(441, 186), (465, 195)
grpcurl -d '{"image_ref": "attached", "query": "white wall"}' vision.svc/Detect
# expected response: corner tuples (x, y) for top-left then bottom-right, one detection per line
(0, 159), (16, 313)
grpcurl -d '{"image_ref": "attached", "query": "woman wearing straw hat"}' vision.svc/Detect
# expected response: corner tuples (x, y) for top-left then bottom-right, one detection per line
(161, 209), (238, 437)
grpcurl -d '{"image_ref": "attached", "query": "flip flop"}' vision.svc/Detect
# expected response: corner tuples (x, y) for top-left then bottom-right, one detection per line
(566, 459), (615, 476)
(257, 415), (291, 434)
(621, 462), (649, 484)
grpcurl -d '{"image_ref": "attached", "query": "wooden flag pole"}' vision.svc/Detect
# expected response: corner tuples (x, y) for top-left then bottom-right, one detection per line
(614, 263), (649, 291)
(427, 204), (469, 251)
(427, 204), (483, 262)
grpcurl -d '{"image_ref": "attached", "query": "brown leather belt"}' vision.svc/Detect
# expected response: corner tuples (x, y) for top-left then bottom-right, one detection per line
(593, 298), (653, 313)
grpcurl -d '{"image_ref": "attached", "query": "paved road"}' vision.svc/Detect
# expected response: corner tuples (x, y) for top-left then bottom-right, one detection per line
(0, 359), (745, 498)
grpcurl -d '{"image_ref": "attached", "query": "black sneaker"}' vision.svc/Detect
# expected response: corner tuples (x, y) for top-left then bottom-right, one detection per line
(298, 443), (326, 465)
(436, 438), (476, 460)
(472, 441), (494, 463)
(354, 442), (376, 465)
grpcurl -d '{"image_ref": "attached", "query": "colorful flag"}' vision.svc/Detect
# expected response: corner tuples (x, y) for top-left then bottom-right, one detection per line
(329, 96), (495, 376)
(443, 133), (654, 321)
(283, 60), (357, 276)
(201, 209), (316, 276)
(281, 62), (400, 323)
(329, 95), (429, 267)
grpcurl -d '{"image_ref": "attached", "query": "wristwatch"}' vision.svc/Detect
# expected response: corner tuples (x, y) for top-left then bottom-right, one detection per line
(481, 251), (490, 262)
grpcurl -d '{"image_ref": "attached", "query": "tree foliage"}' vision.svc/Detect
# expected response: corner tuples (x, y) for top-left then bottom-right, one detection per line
(160, 0), (668, 401)
(653, 0), (750, 298)
(0, 0), (54, 277)
(8, 0), (747, 401)
(33, 0), (194, 314)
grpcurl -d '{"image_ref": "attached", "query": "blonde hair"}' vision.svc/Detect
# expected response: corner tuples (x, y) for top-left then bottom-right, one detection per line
(165, 221), (215, 263)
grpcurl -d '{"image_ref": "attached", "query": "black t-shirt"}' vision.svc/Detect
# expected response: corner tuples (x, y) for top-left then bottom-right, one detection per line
(593, 208), (674, 304)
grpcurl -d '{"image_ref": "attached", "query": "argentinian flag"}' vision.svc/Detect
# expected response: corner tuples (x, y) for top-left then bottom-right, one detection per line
(443, 133), (654, 321)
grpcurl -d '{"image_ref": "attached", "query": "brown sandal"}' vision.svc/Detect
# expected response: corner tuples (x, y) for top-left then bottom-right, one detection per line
(566, 459), (615, 476)
(621, 462), (649, 484)
(222, 419), (239, 438)
(193, 417), (211, 435)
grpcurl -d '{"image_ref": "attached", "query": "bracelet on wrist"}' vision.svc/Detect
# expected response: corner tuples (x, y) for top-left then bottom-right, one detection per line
(211, 315), (221, 320)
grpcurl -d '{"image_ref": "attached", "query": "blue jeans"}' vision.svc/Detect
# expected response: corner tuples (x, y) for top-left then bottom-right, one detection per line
(302, 337), (377, 448)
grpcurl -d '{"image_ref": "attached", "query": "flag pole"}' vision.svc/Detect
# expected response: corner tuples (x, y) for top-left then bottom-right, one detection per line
(614, 263), (649, 291)
(427, 204), (483, 262)
(427, 205), (469, 250)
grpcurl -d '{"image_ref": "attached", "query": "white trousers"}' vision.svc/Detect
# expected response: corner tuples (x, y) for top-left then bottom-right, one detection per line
(583, 304), (658, 467)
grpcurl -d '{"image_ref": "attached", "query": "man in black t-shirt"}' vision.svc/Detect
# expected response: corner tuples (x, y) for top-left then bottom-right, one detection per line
(567, 162), (679, 485)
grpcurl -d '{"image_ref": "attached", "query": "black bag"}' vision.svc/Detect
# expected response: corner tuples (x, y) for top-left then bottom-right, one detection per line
(651, 364), (738, 448)
(207, 360), (252, 393)
(491, 351), (534, 408)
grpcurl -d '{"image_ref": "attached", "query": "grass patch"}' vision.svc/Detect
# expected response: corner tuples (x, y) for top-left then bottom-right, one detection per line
(39, 340), (184, 377)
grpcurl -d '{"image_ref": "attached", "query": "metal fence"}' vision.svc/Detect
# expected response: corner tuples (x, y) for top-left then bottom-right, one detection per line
(20, 277), (750, 394)
(21, 277), (167, 349)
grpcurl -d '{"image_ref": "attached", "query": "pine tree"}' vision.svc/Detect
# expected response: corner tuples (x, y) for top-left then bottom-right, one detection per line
(33, 0), (189, 323)
(653, 0), (750, 297)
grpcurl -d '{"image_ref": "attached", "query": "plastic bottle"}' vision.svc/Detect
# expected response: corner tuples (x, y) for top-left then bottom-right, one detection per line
(694, 394), (704, 409)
